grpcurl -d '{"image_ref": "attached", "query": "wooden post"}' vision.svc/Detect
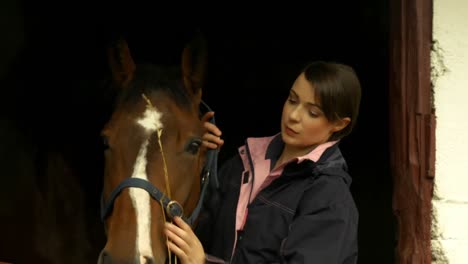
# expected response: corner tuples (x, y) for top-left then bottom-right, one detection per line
(389, 0), (435, 263)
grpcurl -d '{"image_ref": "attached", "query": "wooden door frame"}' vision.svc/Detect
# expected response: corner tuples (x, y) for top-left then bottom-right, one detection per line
(389, 0), (435, 263)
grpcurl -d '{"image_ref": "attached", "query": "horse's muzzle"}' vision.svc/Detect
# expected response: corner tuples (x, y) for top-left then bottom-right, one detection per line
(97, 250), (156, 264)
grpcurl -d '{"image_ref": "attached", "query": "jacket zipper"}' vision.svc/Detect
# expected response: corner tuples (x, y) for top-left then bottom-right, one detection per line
(230, 139), (256, 263)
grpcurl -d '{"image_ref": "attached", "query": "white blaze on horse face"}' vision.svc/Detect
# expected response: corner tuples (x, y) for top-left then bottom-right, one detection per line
(130, 104), (163, 259)
(138, 106), (163, 133)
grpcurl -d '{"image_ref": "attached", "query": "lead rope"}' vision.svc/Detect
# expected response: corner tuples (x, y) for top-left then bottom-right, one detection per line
(142, 94), (176, 264)
(157, 127), (176, 264)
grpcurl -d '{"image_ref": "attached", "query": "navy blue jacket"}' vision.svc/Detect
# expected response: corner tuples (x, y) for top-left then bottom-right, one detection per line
(195, 136), (358, 263)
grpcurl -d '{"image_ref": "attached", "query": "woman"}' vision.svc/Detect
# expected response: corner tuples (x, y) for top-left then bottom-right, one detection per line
(164, 61), (362, 264)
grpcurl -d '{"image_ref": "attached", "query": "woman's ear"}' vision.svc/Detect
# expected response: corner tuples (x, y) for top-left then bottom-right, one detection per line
(332, 117), (351, 132)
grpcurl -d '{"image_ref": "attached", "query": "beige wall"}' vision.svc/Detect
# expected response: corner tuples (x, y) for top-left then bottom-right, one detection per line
(432, 0), (468, 263)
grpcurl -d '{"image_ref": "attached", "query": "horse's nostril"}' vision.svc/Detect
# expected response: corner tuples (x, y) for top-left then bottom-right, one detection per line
(97, 250), (110, 264)
(143, 256), (155, 264)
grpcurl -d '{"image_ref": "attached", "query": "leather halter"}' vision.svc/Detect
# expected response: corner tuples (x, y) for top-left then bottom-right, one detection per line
(100, 100), (219, 227)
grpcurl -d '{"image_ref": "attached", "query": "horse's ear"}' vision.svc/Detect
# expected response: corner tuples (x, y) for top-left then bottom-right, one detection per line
(182, 33), (208, 108)
(108, 37), (136, 88)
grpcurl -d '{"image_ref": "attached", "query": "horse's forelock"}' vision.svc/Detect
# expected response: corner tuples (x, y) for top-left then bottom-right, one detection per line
(116, 64), (195, 113)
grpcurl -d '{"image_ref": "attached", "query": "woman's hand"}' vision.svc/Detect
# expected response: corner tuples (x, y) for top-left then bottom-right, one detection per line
(165, 216), (205, 264)
(201, 111), (224, 150)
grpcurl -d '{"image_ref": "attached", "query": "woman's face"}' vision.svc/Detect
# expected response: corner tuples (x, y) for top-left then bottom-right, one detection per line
(281, 73), (349, 153)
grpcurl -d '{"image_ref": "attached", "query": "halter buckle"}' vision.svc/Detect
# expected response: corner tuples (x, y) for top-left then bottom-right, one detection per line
(166, 200), (184, 219)
(201, 171), (210, 184)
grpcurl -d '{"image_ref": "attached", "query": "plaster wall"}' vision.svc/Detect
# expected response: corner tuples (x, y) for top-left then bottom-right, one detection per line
(432, 0), (468, 263)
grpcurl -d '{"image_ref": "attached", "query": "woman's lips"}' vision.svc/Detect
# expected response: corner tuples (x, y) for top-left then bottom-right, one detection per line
(285, 126), (298, 136)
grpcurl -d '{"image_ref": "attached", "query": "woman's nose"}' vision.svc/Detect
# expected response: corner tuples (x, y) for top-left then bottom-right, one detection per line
(288, 106), (301, 122)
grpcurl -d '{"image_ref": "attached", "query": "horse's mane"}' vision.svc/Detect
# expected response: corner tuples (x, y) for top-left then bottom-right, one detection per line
(115, 64), (193, 111)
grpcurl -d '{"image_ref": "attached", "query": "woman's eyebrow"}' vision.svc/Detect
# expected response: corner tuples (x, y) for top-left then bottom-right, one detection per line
(291, 89), (322, 109)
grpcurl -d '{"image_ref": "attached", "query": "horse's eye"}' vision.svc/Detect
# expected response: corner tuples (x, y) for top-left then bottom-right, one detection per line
(185, 139), (202, 155)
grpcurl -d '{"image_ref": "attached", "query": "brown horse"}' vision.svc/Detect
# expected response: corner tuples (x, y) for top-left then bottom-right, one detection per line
(98, 35), (217, 264)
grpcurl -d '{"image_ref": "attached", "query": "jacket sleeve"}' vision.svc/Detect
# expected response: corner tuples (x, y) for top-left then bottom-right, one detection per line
(279, 178), (359, 264)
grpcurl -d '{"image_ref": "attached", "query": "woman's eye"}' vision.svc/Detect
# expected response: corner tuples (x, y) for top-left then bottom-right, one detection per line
(185, 139), (202, 155)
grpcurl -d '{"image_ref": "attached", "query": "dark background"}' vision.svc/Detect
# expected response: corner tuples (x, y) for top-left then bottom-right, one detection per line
(0, 1), (395, 263)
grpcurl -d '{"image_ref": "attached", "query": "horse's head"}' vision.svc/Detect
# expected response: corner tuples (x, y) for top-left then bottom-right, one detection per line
(98, 35), (213, 264)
